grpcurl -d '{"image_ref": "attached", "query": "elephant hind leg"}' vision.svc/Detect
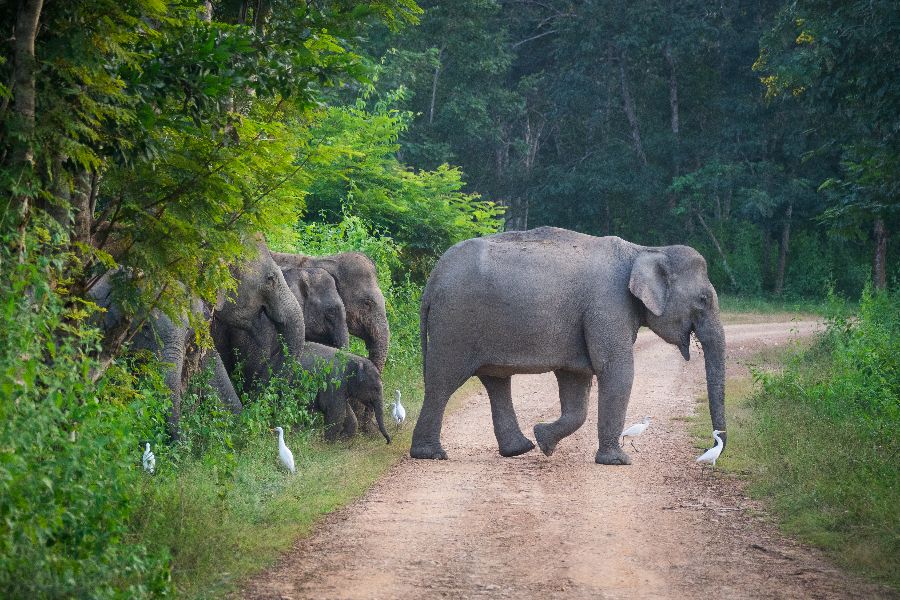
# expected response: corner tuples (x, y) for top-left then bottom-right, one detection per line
(534, 369), (591, 457)
(479, 374), (535, 458)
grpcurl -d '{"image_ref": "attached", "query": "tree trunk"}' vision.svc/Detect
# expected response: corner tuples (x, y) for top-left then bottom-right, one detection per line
(695, 209), (738, 289)
(428, 46), (444, 126)
(201, 1), (213, 21)
(617, 48), (648, 167)
(664, 42), (679, 138)
(12, 0), (44, 258)
(761, 228), (774, 292)
(774, 201), (792, 296)
(873, 217), (887, 290)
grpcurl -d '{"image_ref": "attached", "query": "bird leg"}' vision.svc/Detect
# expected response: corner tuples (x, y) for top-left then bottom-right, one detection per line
(629, 438), (639, 452)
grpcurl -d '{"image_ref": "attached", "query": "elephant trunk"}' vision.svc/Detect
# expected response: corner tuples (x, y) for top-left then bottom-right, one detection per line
(364, 316), (390, 373)
(374, 396), (391, 444)
(696, 313), (727, 448)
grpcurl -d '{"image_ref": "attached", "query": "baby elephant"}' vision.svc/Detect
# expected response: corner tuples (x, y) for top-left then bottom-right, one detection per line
(300, 342), (391, 444)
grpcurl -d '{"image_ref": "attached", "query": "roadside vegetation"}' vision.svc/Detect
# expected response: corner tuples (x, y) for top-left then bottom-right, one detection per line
(1, 0), (897, 597)
(694, 287), (899, 589)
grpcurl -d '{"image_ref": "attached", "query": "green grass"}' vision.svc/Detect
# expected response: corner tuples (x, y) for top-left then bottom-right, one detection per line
(691, 342), (900, 590)
(132, 358), (481, 598)
(717, 294), (838, 324)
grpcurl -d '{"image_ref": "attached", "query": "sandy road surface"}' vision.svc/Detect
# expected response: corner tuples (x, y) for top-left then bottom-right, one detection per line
(243, 321), (893, 599)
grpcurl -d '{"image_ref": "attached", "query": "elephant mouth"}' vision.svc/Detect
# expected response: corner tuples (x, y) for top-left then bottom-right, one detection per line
(678, 328), (693, 361)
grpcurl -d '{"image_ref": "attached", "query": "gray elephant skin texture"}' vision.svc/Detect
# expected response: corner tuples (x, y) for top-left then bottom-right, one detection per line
(280, 266), (350, 349)
(411, 226), (727, 464)
(300, 342), (391, 444)
(91, 272), (241, 438)
(272, 252), (389, 373)
(213, 241), (307, 386)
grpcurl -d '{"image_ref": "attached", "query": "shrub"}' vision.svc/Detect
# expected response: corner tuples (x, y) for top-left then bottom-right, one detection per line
(0, 248), (172, 598)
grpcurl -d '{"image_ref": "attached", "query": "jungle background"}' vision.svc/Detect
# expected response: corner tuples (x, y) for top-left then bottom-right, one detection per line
(0, 0), (896, 596)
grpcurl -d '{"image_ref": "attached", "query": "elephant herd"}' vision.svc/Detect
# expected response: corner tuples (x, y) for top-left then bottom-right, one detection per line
(93, 241), (392, 443)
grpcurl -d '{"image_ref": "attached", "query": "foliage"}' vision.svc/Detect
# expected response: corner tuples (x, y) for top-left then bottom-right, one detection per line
(713, 287), (899, 586)
(0, 248), (172, 598)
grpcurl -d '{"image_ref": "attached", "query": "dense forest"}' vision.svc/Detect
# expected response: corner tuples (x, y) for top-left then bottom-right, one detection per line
(0, 0), (897, 596)
(366, 0), (898, 296)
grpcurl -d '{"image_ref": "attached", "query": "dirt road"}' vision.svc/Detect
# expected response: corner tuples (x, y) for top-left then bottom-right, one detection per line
(243, 321), (892, 599)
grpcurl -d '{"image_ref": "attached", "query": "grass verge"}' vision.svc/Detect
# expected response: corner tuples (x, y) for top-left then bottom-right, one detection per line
(691, 341), (899, 590)
(717, 294), (835, 325)
(133, 363), (481, 599)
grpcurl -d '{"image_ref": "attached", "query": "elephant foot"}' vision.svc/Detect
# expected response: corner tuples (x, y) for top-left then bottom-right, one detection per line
(498, 433), (535, 458)
(533, 423), (558, 457)
(595, 447), (632, 465)
(410, 442), (448, 460)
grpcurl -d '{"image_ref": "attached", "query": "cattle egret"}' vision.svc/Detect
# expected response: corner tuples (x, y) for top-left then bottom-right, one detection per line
(142, 442), (155, 474)
(272, 426), (295, 474)
(392, 390), (406, 425)
(621, 416), (652, 452)
(696, 430), (725, 467)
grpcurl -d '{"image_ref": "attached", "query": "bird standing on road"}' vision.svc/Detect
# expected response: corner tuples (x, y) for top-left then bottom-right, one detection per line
(392, 390), (406, 425)
(272, 426), (295, 474)
(142, 442), (155, 474)
(696, 430), (725, 467)
(621, 416), (652, 452)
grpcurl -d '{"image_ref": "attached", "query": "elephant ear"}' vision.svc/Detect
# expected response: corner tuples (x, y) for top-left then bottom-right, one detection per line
(629, 252), (670, 317)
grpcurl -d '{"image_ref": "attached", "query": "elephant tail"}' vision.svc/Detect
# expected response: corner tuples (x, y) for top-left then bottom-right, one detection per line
(419, 289), (430, 379)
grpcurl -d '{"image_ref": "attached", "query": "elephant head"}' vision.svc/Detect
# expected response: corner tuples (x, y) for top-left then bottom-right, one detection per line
(347, 356), (391, 444)
(629, 246), (727, 447)
(216, 241), (306, 369)
(281, 266), (350, 349)
(273, 252), (390, 373)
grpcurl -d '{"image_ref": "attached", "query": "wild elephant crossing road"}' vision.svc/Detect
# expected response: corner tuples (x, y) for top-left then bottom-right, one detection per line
(242, 320), (891, 600)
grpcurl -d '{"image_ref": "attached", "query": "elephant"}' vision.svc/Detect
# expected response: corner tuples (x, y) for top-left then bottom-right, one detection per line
(273, 251), (390, 433)
(410, 226), (726, 465)
(90, 272), (242, 438)
(213, 241), (307, 388)
(300, 342), (391, 444)
(279, 265), (350, 349)
(272, 252), (389, 372)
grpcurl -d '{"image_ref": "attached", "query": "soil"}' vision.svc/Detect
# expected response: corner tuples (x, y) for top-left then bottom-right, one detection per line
(241, 320), (895, 600)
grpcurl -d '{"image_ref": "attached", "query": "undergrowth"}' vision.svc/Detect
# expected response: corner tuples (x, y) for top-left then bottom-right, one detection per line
(695, 285), (899, 589)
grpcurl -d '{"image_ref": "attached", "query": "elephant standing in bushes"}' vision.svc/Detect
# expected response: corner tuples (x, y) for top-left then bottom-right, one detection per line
(299, 342), (391, 443)
(213, 241), (307, 387)
(90, 273), (242, 438)
(273, 252), (390, 431)
(411, 227), (727, 464)
(279, 265), (350, 349)
(272, 252), (389, 372)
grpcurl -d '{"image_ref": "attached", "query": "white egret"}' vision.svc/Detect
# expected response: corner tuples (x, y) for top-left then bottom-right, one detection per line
(620, 416), (652, 452)
(696, 430), (725, 467)
(142, 442), (155, 474)
(392, 390), (406, 425)
(272, 426), (295, 474)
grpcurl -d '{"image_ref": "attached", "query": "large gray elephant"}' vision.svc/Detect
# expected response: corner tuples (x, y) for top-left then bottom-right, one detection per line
(272, 252), (389, 372)
(279, 265), (350, 349)
(91, 273), (242, 437)
(411, 227), (726, 465)
(213, 241), (306, 387)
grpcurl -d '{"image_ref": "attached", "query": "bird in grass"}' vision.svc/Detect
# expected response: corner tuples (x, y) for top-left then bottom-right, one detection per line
(621, 416), (652, 452)
(142, 442), (155, 474)
(392, 390), (406, 425)
(696, 430), (725, 467)
(271, 426), (295, 474)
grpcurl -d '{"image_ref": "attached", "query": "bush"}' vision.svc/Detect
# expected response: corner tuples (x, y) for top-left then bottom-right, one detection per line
(0, 249), (172, 598)
(743, 285), (899, 585)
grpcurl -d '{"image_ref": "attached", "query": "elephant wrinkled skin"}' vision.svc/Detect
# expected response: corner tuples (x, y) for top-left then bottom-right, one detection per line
(411, 227), (727, 464)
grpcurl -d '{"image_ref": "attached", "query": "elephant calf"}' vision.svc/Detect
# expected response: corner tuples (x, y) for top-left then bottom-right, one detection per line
(298, 342), (391, 444)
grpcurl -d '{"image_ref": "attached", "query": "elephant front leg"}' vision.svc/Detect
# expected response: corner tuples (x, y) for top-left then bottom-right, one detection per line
(594, 357), (634, 466)
(479, 375), (535, 457)
(534, 370), (591, 456)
